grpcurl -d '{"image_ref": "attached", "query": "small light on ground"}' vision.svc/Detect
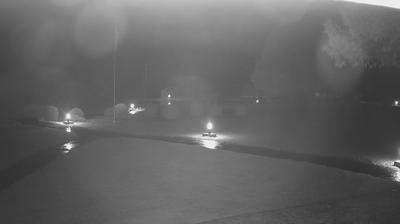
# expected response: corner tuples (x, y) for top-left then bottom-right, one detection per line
(128, 103), (145, 115)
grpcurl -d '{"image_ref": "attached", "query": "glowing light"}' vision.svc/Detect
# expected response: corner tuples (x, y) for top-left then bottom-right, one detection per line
(207, 121), (213, 131)
(373, 159), (400, 182)
(64, 143), (73, 150)
(66, 126), (71, 133)
(65, 113), (71, 120)
(61, 141), (75, 150)
(393, 161), (400, 182)
(255, 98), (260, 104)
(394, 101), (399, 106)
(128, 103), (145, 115)
(394, 170), (400, 182)
(129, 107), (145, 115)
(168, 101), (171, 105)
(167, 93), (171, 99)
(60, 141), (77, 154)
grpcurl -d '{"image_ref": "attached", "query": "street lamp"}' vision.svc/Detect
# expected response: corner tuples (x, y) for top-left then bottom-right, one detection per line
(112, 21), (119, 124)
(63, 113), (74, 125)
(202, 120), (217, 137)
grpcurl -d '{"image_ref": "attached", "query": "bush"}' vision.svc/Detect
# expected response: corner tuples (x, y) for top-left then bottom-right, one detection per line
(70, 107), (85, 121)
(115, 103), (128, 118)
(103, 104), (128, 119)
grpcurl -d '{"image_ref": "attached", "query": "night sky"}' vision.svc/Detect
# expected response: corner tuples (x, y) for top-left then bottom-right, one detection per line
(0, 0), (399, 115)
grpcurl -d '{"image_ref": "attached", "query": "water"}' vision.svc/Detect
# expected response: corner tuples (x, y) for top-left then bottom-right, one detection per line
(1, 112), (400, 193)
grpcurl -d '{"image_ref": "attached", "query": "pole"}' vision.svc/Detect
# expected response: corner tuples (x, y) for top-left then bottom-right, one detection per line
(144, 63), (147, 99)
(113, 24), (118, 124)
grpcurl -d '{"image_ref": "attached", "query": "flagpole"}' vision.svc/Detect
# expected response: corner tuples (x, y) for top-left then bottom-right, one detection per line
(113, 24), (118, 124)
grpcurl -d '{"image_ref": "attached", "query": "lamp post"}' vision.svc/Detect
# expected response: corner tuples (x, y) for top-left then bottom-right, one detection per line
(113, 23), (119, 124)
(202, 120), (217, 137)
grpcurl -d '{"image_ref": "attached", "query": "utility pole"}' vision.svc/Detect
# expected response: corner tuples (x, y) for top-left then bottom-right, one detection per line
(113, 24), (118, 124)
(144, 63), (148, 100)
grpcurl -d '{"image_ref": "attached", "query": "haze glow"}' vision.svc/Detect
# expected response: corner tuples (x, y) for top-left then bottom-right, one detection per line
(339, 0), (400, 9)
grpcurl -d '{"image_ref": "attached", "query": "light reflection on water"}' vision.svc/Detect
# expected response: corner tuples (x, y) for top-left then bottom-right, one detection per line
(60, 141), (77, 154)
(187, 133), (231, 150)
(200, 139), (220, 149)
(373, 159), (400, 182)
(394, 169), (400, 182)
(394, 160), (400, 182)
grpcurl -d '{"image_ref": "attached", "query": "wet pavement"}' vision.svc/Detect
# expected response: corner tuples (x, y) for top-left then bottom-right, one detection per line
(0, 122), (399, 193)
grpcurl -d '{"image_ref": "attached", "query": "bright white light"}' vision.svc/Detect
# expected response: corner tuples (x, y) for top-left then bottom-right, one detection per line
(338, 0), (400, 9)
(207, 121), (213, 131)
(62, 142), (75, 150)
(372, 159), (400, 182)
(65, 113), (71, 120)
(128, 107), (145, 115)
(167, 93), (171, 99)
(256, 98), (260, 104)
(393, 160), (400, 182)
(65, 143), (73, 150)
(130, 103), (135, 108)
(395, 101), (399, 106)
(168, 101), (171, 105)
(60, 141), (78, 154)
(66, 126), (71, 133)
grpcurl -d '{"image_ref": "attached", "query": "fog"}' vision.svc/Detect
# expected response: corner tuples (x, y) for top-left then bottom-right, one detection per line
(1, 0), (400, 115)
